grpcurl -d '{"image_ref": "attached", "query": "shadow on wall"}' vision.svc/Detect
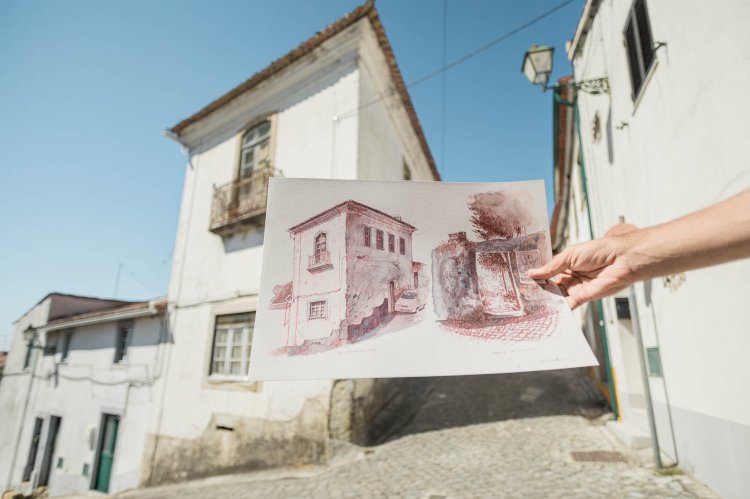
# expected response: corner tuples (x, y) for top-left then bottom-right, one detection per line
(223, 225), (265, 253)
(345, 369), (609, 446)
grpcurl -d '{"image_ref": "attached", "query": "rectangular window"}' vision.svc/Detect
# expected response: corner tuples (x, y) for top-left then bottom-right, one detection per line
(399, 237), (406, 255)
(60, 330), (72, 362)
(114, 322), (132, 363)
(309, 300), (327, 319)
(388, 234), (395, 252)
(210, 313), (255, 378)
(363, 226), (371, 247)
(646, 347), (663, 377)
(624, 0), (655, 98)
(376, 229), (384, 250)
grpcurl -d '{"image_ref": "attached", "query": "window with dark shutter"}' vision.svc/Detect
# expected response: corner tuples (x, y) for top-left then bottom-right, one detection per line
(624, 0), (656, 98)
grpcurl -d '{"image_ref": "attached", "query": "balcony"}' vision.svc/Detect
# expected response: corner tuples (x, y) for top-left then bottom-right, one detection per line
(209, 164), (277, 235)
(308, 250), (333, 272)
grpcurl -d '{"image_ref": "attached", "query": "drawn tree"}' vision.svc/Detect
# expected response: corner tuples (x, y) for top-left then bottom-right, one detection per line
(468, 192), (532, 274)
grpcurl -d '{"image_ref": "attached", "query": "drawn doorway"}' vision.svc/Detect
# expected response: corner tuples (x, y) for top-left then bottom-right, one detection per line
(388, 281), (395, 313)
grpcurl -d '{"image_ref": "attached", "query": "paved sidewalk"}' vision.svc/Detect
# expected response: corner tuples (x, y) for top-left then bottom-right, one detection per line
(117, 414), (716, 499)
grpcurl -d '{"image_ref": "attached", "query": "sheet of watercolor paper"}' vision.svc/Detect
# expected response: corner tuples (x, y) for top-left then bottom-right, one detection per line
(249, 178), (597, 380)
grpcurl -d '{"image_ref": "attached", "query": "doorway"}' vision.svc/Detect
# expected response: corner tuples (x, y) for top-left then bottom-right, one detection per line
(388, 281), (395, 313)
(93, 414), (120, 493)
(23, 417), (44, 482)
(38, 415), (61, 487)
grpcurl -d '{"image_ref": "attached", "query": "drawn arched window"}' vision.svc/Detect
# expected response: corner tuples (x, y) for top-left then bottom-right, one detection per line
(239, 120), (271, 178)
(315, 232), (327, 263)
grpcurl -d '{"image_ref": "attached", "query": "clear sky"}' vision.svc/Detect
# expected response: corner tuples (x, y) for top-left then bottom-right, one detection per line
(0, 0), (583, 349)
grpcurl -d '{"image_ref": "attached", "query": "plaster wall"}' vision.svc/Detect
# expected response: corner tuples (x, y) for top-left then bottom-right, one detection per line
(571, 1), (750, 496)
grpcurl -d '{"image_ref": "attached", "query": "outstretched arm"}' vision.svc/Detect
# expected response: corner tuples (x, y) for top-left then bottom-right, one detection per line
(528, 189), (750, 309)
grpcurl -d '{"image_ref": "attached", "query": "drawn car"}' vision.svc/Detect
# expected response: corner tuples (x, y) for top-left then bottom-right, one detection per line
(395, 290), (420, 313)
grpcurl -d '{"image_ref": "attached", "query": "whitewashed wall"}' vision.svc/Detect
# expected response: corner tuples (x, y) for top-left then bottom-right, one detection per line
(571, 1), (750, 496)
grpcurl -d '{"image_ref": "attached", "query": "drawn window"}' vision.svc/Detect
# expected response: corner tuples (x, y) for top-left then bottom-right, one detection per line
(363, 226), (371, 247)
(376, 230), (384, 250)
(309, 300), (327, 319)
(399, 237), (406, 255)
(388, 234), (395, 252)
(314, 232), (327, 263)
(624, 0), (655, 99)
(114, 321), (132, 363)
(210, 313), (255, 378)
(239, 120), (271, 178)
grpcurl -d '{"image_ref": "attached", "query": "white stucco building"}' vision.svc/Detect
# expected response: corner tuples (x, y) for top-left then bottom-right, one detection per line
(145, 1), (439, 484)
(0, 294), (167, 496)
(552, 1), (750, 497)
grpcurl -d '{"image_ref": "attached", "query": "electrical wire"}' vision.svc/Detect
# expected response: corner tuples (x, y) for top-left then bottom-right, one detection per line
(337, 0), (578, 121)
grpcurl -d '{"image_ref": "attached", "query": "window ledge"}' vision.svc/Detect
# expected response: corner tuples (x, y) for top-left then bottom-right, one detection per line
(205, 376), (261, 392)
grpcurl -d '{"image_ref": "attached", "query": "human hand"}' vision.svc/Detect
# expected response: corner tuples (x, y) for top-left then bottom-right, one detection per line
(528, 224), (640, 309)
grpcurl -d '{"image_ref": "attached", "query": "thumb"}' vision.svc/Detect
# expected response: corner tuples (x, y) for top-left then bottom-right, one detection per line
(527, 250), (572, 280)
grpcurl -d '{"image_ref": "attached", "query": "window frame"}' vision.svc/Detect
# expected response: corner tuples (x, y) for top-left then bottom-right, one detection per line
(363, 226), (371, 247)
(238, 119), (272, 179)
(376, 229), (384, 250)
(623, 0), (656, 101)
(388, 233), (395, 253)
(399, 237), (406, 255)
(59, 329), (73, 363)
(308, 300), (328, 320)
(209, 312), (255, 380)
(113, 321), (132, 364)
(314, 232), (327, 263)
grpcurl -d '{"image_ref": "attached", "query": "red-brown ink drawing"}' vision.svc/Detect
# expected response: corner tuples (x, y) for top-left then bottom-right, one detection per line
(271, 201), (428, 355)
(432, 191), (561, 341)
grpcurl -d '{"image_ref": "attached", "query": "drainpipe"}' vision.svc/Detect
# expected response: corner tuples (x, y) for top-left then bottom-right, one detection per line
(554, 87), (619, 420)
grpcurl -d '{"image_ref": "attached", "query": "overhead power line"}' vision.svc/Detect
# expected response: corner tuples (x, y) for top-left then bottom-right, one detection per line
(337, 0), (577, 121)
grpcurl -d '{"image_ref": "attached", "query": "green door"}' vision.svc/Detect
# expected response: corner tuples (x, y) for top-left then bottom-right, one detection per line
(94, 414), (119, 492)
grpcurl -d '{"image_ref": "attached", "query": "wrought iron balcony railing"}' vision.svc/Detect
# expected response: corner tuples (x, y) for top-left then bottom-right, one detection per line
(209, 164), (277, 234)
(308, 250), (332, 271)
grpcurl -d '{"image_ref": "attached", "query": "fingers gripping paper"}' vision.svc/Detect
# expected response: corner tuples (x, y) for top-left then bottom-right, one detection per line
(249, 178), (597, 380)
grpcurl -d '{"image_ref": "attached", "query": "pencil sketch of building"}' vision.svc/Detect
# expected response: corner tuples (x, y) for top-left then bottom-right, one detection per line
(278, 201), (425, 353)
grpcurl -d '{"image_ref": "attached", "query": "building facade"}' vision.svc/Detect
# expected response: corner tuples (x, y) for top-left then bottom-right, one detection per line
(0, 294), (166, 496)
(144, 1), (439, 485)
(554, 1), (750, 496)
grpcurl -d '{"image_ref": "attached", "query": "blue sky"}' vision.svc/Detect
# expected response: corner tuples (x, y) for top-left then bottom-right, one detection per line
(0, 0), (583, 349)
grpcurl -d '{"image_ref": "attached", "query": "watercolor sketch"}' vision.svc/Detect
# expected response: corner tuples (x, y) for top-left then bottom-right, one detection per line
(270, 200), (429, 355)
(249, 178), (597, 380)
(432, 192), (562, 341)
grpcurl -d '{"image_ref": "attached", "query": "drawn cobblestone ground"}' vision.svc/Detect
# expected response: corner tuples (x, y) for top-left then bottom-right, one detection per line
(115, 370), (717, 499)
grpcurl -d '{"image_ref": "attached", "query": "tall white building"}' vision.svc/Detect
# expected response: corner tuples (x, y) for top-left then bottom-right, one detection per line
(145, 1), (439, 485)
(553, 1), (750, 497)
(0, 2), (439, 496)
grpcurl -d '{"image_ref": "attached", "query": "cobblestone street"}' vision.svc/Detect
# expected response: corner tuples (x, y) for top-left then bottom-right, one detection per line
(114, 370), (716, 499)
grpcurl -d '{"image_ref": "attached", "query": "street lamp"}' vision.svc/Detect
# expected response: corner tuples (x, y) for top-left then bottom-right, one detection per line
(22, 325), (39, 345)
(521, 44), (609, 95)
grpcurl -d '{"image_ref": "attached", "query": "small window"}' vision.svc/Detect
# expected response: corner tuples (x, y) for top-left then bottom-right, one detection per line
(646, 347), (663, 377)
(363, 226), (371, 247)
(403, 161), (412, 181)
(399, 237), (406, 255)
(314, 232), (327, 263)
(388, 234), (395, 253)
(309, 300), (327, 319)
(210, 313), (255, 378)
(239, 120), (271, 178)
(23, 340), (34, 369)
(114, 322), (132, 363)
(376, 230), (384, 250)
(60, 330), (73, 362)
(624, 0), (655, 98)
